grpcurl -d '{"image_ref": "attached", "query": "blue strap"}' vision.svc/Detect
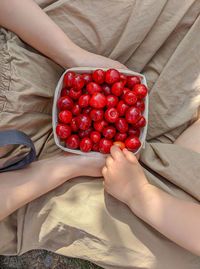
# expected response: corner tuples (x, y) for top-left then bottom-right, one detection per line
(0, 130), (36, 172)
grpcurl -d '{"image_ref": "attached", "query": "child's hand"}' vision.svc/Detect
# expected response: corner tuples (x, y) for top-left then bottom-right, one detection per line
(102, 146), (149, 206)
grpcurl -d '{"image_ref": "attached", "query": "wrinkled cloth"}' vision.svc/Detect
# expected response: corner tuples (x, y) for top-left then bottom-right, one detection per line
(0, 0), (200, 268)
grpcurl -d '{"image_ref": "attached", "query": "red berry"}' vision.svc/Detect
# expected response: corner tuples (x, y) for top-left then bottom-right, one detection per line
(92, 69), (105, 84)
(90, 109), (104, 122)
(56, 124), (71, 140)
(106, 95), (119, 108)
(128, 127), (140, 137)
(90, 131), (101, 143)
(120, 74), (127, 86)
(58, 110), (72, 124)
(116, 100), (129, 116)
(122, 87), (131, 100)
(78, 94), (90, 108)
(133, 84), (147, 99)
(113, 141), (125, 150)
(114, 132), (127, 141)
(70, 117), (79, 132)
(125, 107), (141, 124)
(66, 134), (80, 149)
(57, 96), (73, 110)
(126, 75), (140, 88)
(80, 137), (93, 152)
(76, 114), (92, 130)
(79, 127), (93, 139)
(63, 72), (75, 88)
(99, 139), (113, 154)
(61, 88), (69, 97)
(103, 126), (116, 139)
(115, 118), (128, 133)
(90, 92), (107, 108)
(105, 108), (119, 123)
(135, 99), (145, 112)
(102, 84), (112, 96)
(124, 91), (137, 105)
(72, 75), (85, 91)
(125, 136), (141, 151)
(132, 115), (146, 129)
(69, 88), (82, 100)
(82, 73), (93, 84)
(93, 120), (108, 133)
(72, 103), (81, 115)
(111, 81), (124, 96)
(92, 143), (99, 152)
(86, 82), (102, 95)
(105, 69), (120, 84)
(82, 106), (93, 115)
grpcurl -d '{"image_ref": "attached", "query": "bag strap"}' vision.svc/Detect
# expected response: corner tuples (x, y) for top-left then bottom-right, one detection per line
(0, 130), (36, 172)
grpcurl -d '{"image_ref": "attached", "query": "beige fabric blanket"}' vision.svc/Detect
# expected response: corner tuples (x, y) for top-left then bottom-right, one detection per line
(0, 0), (200, 268)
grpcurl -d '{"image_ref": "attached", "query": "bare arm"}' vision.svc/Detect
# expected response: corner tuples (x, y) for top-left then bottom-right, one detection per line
(0, 0), (126, 69)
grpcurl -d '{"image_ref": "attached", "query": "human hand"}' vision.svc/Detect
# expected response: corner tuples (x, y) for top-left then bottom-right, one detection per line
(102, 146), (149, 206)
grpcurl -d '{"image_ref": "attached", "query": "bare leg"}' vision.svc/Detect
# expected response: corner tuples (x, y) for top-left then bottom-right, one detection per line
(174, 119), (200, 153)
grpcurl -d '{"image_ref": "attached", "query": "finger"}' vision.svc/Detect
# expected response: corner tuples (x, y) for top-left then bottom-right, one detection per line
(110, 145), (125, 160)
(102, 166), (108, 176)
(106, 156), (114, 167)
(123, 148), (138, 164)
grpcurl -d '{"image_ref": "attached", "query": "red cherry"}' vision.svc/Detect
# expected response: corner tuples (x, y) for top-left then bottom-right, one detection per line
(61, 88), (69, 97)
(124, 91), (137, 105)
(78, 94), (90, 108)
(80, 137), (93, 152)
(69, 88), (82, 100)
(93, 120), (109, 133)
(106, 95), (119, 108)
(102, 84), (112, 96)
(115, 118), (128, 133)
(72, 75), (85, 91)
(135, 99), (145, 112)
(79, 127), (93, 139)
(66, 134), (80, 149)
(120, 74), (127, 86)
(113, 141), (125, 150)
(70, 117), (79, 132)
(58, 110), (72, 124)
(76, 114), (92, 130)
(133, 84), (147, 99)
(99, 139), (113, 154)
(105, 108), (119, 123)
(82, 73), (93, 84)
(105, 69), (120, 84)
(82, 88), (88, 95)
(72, 103), (81, 115)
(125, 107), (141, 124)
(56, 124), (71, 140)
(111, 81), (124, 96)
(86, 82), (102, 95)
(90, 109), (104, 122)
(92, 143), (99, 152)
(126, 75), (140, 88)
(128, 127), (140, 137)
(82, 106), (93, 115)
(90, 131), (101, 143)
(103, 126), (116, 139)
(132, 115), (146, 129)
(114, 132), (127, 141)
(57, 96), (73, 110)
(125, 136), (141, 151)
(92, 69), (105, 84)
(63, 72), (75, 88)
(90, 93), (107, 108)
(122, 87), (131, 100)
(116, 100), (129, 116)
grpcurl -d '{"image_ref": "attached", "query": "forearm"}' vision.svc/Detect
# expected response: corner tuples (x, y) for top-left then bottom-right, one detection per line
(0, 154), (77, 221)
(129, 184), (200, 256)
(0, 0), (81, 68)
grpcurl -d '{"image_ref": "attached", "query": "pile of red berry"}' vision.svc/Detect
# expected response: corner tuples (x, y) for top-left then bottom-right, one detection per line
(56, 69), (147, 154)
